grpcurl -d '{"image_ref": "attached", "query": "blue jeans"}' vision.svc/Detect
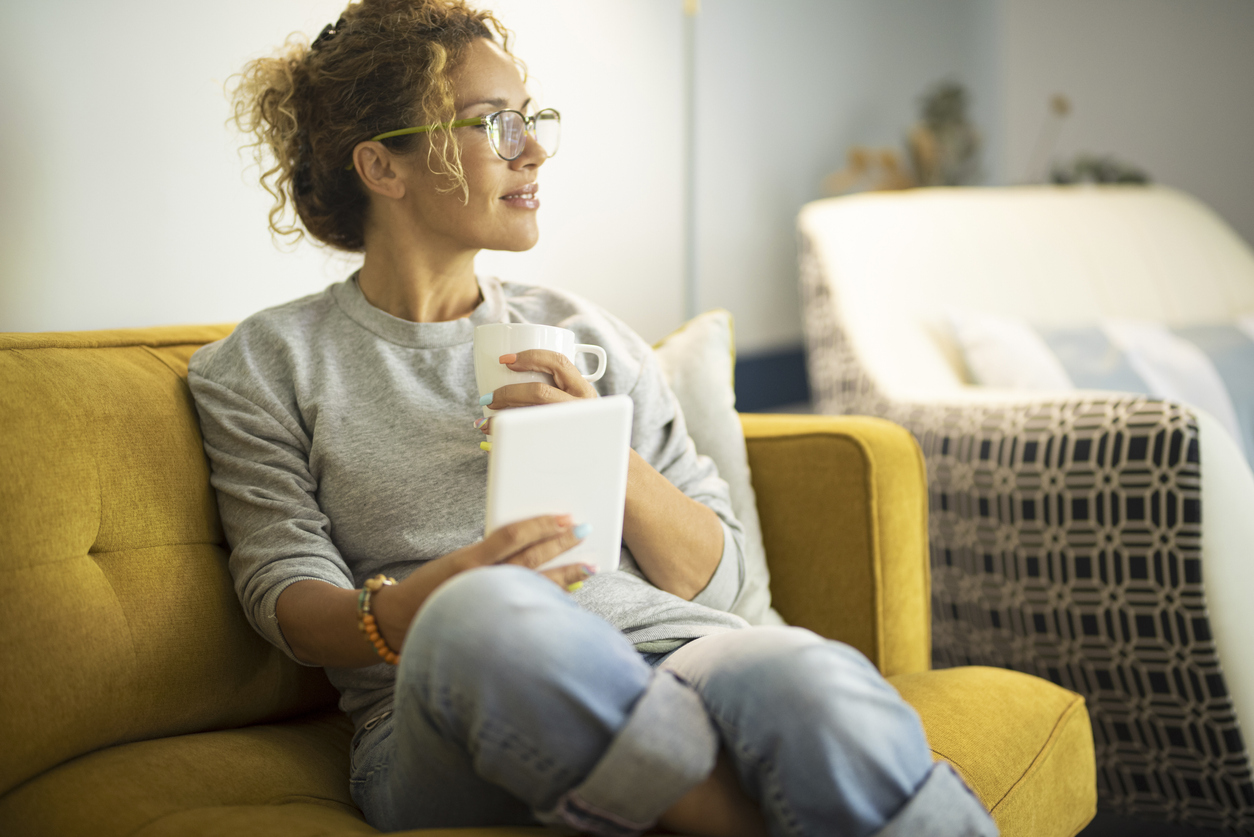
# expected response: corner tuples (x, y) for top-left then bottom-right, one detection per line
(350, 566), (997, 837)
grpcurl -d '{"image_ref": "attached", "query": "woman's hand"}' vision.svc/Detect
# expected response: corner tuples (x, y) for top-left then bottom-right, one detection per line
(372, 514), (594, 654)
(277, 514), (593, 669)
(451, 513), (595, 586)
(477, 350), (597, 434)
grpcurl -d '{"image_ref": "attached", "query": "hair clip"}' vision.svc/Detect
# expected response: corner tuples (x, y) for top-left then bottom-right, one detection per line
(312, 16), (346, 50)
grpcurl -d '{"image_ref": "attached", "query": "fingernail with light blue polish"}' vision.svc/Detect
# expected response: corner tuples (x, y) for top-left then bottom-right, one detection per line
(573, 523), (592, 539)
(478, 393), (493, 406)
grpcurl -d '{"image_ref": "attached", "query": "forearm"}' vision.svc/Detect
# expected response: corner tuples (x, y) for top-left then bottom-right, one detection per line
(273, 515), (588, 668)
(275, 556), (463, 668)
(621, 449), (724, 600)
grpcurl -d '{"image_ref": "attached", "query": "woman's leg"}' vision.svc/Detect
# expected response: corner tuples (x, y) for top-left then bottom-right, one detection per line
(659, 747), (770, 837)
(662, 626), (999, 837)
(355, 565), (721, 836)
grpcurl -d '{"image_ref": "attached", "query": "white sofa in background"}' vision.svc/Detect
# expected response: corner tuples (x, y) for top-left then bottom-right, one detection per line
(798, 185), (1254, 833)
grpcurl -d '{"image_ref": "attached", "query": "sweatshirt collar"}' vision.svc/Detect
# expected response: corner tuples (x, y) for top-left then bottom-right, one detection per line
(332, 272), (506, 348)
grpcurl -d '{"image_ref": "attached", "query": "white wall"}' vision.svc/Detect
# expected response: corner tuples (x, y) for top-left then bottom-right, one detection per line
(0, 0), (688, 343)
(474, 0), (686, 345)
(994, 0), (1254, 247)
(0, 0), (996, 350)
(0, 0), (357, 334)
(693, 0), (998, 353)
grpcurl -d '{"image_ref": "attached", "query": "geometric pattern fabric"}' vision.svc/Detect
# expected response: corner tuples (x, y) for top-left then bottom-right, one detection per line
(799, 233), (1254, 833)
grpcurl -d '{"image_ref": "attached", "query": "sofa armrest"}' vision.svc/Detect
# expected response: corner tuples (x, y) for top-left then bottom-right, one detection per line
(739, 413), (930, 677)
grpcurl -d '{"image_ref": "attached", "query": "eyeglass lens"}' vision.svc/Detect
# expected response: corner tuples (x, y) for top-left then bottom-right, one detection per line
(489, 110), (561, 160)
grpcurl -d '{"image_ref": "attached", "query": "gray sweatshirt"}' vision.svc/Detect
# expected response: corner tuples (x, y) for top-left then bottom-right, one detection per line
(187, 274), (748, 731)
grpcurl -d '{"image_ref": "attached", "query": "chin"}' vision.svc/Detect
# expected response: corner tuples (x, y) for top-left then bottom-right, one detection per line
(484, 226), (540, 252)
(500, 238), (539, 253)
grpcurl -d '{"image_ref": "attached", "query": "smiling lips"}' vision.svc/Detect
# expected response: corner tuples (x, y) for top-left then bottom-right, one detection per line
(500, 183), (539, 209)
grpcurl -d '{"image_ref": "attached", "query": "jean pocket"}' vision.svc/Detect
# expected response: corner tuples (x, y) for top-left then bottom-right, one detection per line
(350, 718), (394, 777)
(349, 756), (390, 822)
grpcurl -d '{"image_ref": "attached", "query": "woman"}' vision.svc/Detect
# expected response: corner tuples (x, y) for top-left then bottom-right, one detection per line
(190, 2), (997, 835)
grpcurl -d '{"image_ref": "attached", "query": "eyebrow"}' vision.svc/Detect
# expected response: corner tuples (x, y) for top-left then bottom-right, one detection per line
(460, 96), (532, 113)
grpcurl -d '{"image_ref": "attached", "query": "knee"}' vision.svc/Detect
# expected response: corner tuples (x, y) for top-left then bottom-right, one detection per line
(400, 566), (638, 695)
(707, 628), (921, 747)
(396, 566), (648, 733)
(406, 565), (564, 662)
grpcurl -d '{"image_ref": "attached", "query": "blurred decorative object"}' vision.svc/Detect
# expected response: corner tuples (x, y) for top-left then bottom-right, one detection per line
(1051, 154), (1150, 185)
(822, 146), (915, 194)
(907, 81), (981, 187)
(1025, 94), (1072, 182)
(823, 80), (981, 196)
(1024, 94), (1150, 185)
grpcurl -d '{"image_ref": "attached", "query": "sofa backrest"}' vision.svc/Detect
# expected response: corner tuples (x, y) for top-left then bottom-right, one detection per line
(799, 185), (1254, 401)
(0, 326), (338, 798)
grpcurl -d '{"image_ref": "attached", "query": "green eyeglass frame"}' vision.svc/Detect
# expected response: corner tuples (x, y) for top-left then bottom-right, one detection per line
(344, 107), (561, 170)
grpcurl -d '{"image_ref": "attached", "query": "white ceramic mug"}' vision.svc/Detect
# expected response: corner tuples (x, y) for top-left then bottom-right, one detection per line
(473, 323), (608, 417)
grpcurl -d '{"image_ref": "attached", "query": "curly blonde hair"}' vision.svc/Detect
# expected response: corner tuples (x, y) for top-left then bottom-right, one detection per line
(229, 0), (517, 251)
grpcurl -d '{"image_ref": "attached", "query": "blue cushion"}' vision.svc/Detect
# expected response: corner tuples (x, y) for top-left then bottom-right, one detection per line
(1039, 323), (1254, 468)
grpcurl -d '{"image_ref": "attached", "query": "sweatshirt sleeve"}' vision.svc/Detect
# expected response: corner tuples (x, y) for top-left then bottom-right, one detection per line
(188, 350), (355, 664)
(625, 350), (747, 612)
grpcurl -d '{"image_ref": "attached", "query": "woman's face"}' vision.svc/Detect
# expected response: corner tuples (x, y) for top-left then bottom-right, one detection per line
(399, 38), (547, 254)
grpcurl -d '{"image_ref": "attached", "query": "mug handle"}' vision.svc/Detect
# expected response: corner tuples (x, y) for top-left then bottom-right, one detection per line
(575, 344), (607, 383)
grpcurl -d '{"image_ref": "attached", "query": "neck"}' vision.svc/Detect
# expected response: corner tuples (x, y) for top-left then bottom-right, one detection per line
(357, 221), (482, 324)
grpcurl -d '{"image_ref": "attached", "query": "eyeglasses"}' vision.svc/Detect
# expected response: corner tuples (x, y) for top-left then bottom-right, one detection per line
(350, 108), (561, 169)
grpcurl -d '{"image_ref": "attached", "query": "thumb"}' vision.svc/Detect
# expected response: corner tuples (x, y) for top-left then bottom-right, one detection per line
(542, 563), (597, 592)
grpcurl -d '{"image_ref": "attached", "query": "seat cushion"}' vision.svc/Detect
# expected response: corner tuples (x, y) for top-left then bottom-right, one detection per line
(891, 665), (1097, 837)
(0, 711), (365, 837)
(0, 709), (666, 837)
(4, 669), (1093, 837)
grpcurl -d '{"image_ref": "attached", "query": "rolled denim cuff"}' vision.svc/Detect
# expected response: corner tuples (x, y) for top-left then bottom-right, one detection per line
(874, 761), (999, 837)
(535, 670), (718, 837)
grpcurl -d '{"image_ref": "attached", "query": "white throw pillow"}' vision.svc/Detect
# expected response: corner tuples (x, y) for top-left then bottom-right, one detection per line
(653, 310), (784, 626)
(947, 308), (1074, 391)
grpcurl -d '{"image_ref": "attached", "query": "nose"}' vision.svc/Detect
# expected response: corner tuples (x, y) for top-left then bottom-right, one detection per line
(510, 130), (548, 170)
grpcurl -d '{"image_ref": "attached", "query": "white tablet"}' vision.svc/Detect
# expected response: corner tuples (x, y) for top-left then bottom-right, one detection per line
(484, 395), (633, 572)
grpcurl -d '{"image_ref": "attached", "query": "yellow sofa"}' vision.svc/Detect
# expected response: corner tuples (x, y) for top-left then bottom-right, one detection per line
(0, 325), (1097, 837)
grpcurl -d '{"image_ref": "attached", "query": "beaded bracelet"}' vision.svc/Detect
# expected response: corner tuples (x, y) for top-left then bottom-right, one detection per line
(357, 574), (399, 665)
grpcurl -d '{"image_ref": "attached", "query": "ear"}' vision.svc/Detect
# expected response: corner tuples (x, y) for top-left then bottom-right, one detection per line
(352, 141), (407, 200)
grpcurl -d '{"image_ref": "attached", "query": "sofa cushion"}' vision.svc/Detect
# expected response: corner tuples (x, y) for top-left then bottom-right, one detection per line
(0, 711), (362, 837)
(0, 706), (654, 837)
(948, 308), (1254, 467)
(0, 327), (338, 797)
(3, 668), (1087, 837)
(891, 665), (1096, 837)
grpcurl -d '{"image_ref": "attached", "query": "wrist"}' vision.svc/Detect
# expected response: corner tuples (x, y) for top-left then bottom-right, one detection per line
(366, 581), (407, 658)
(446, 538), (494, 578)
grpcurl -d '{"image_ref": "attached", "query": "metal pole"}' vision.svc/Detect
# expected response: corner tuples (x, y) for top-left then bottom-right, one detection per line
(682, 0), (700, 320)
